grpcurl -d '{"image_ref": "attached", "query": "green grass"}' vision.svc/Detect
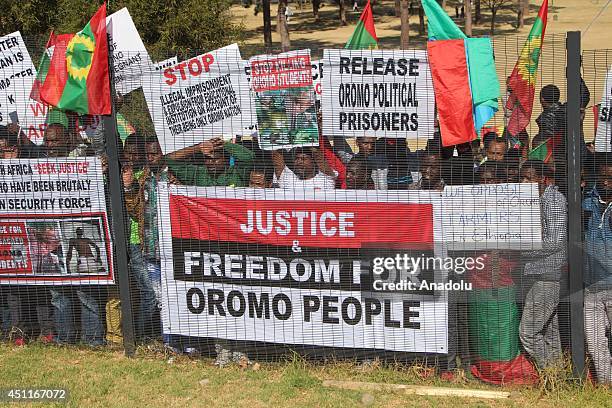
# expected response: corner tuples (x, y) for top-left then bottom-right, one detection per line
(0, 343), (610, 408)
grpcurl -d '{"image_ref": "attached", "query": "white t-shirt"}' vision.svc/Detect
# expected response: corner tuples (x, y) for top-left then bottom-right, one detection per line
(274, 166), (336, 190)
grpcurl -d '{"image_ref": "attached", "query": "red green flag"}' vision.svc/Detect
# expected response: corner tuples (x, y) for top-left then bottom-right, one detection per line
(528, 136), (557, 163)
(506, 0), (548, 136)
(345, 0), (378, 49)
(37, 4), (111, 115)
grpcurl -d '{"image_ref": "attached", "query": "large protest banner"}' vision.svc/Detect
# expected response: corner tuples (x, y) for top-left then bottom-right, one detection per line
(106, 7), (153, 95)
(0, 32), (36, 127)
(321, 49), (435, 139)
(158, 186), (448, 353)
(595, 66), (612, 152)
(143, 43), (256, 154)
(249, 50), (319, 151)
(442, 183), (542, 250)
(0, 158), (114, 285)
(154, 57), (178, 72)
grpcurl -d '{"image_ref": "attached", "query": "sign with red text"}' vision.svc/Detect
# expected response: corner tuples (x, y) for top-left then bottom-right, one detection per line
(249, 50), (319, 150)
(158, 185), (448, 353)
(0, 158), (114, 285)
(143, 43), (256, 154)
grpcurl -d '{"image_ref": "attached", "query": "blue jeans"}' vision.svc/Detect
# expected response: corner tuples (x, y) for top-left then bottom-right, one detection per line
(130, 245), (159, 339)
(50, 288), (104, 345)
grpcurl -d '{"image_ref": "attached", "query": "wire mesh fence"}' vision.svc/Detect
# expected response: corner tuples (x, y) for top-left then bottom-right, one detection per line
(0, 30), (610, 386)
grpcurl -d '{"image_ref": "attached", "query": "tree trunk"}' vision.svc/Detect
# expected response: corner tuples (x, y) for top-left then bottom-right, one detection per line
(313, 0), (321, 22)
(339, 0), (347, 26)
(277, 0), (291, 52)
(440, 0), (446, 8)
(475, 0), (481, 24)
(490, 8), (497, 36)
(465, 0), (472, 36)
(400, 0), (410, 49)
(517, 0), (524, 28)
(263, 0), (273, 49)
(418, 6), (425, 35)
(395, 0), (401, 17)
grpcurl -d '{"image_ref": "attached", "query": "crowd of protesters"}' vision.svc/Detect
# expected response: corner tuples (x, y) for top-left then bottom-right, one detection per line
(0, 82), (610, 385)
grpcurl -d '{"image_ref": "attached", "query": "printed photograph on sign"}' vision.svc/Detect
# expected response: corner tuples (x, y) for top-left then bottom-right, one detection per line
(249, 50), (319, 151)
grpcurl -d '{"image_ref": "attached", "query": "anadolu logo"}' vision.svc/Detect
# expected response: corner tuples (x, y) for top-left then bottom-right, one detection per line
(66, 32), (95, 81)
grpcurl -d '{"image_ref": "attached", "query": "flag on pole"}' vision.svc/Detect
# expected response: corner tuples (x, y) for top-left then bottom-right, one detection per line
(34, 4), (111, 115)
(422, 0), (500, 146)
(345, 0), (378, 49)
(528, 136), (558, 163)
(506, 0), (549, 136)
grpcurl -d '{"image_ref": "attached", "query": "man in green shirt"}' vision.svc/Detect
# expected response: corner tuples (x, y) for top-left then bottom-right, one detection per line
(166, 137), (254, 187)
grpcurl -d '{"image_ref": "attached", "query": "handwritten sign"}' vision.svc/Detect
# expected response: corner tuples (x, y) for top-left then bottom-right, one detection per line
(442, 183), (542, 250)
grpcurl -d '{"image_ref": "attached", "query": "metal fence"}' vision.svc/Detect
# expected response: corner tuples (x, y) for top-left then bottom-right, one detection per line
(0, 30), (611, 386)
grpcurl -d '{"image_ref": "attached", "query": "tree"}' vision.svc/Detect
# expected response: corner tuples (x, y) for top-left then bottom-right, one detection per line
(483, 0), (511, 36)
(312, 0), (321, 22)
(400, 0), (410, 48)
(262, 0), (272, 49)
(418, 5), (425, 35)
(395, 0), (401, 17)
(465, 0), (472, 36)
(277, 0), (291, 51)
(517, 0), (529, 28)
(339, 0), (347, 26)
(475, 0), (482, 24)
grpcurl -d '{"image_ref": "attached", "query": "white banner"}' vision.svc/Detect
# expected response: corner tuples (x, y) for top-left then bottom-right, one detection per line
(595, 66), (612, 152)
(0, 32), (36, 127)
(321, 49), (435, 139)
(143, 43), (256, 155)
(154, 56), (178, 72)
(442, 183), (542, 250)
(0, 158), (114, 285)
(106, 7), (153, 95)
(158, 186), (448, 354)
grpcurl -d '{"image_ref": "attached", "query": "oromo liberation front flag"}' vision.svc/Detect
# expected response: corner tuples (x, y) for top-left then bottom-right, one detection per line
(422, 0), (499, 146)
(34, 4), (111, 115)
(506, 0), (548, 136)
(345, 0), (378, 49)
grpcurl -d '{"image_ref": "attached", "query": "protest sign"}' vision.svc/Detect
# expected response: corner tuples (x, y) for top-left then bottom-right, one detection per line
(20, 99), (49, 145)
(249, 50), (319, 151)
(106, 7), (153, 95)
(442, 183), (542, 250)
(158, 185), (448, 353)
(321, 49), (435, 139)
(0, 32), (36, 127)
(244, 59), (323, 101)
(0, 158), (114, 285)
(154, 56), (178, 72)
(143, 43), (256, 155)
(595, 66), (612, 152)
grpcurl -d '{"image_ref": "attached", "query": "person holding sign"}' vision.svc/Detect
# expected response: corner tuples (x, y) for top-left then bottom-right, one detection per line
(271, 147), (336, 190)
(166, 137), (254, 187)
(519, 160), (567, 369)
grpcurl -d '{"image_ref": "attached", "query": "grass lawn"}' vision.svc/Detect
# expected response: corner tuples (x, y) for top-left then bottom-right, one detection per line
(0, 343), (610, 407)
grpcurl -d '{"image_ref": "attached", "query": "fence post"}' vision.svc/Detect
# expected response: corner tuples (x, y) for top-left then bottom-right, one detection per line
(104, 45), (136, 356)
(565, 31), (585, 378)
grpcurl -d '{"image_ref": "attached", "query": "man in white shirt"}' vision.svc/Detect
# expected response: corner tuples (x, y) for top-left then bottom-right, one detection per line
(272, 147), (337, 190)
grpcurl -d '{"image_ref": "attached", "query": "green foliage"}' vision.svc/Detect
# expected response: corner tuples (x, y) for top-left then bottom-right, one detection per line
(0, 0), (244, 60)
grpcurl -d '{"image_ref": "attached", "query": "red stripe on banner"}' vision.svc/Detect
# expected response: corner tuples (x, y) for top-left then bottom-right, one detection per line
(169, 196), (434, 248)
(40, 34), (73, 107)
(427, 39), (476, 147)
(86, 3), (111, 115)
